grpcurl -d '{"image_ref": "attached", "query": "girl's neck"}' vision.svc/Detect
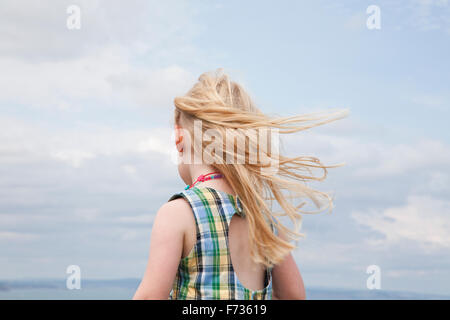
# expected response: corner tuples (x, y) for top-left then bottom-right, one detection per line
(189, 165), (236, 196)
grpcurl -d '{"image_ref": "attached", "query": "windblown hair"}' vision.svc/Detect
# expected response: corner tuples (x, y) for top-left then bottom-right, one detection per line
(174, 69), (348, 268)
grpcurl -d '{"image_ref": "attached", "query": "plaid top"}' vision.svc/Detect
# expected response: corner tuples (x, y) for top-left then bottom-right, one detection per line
(167, 186), (275, 300)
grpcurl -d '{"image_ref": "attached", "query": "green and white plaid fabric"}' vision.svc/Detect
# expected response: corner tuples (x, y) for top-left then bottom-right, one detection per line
(167, 186), (275, 300)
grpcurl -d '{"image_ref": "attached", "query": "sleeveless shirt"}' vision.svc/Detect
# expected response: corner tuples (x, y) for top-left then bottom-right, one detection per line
(167, 186), (276, 300)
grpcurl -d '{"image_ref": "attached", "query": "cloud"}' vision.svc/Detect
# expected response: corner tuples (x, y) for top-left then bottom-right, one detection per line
(409, 0), (450, 31)
(424, 171), (450, 192)
(0, 0), (199, 61)
(386, 268), (441, 278)
(391, 0), (450, 32)
(0, 0), (198, 110)
(345, 11), (367, 31)
(51, 149), (96, 168)
(352, 195), (450, 250)
(107, 65), (195, 109)
(283, 131), (450, 178)
(0, 115), (174, 167)
(353, 139), (450, 178)
(410, 94), (448, 111)
(0, 115), (179, 278)
(339, 0), (450, 34)
(0, 231), (38, 241)
(0, 49), (194, 110)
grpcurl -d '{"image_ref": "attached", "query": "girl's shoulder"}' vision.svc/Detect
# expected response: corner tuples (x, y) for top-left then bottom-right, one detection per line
(152, 196), (193, 236)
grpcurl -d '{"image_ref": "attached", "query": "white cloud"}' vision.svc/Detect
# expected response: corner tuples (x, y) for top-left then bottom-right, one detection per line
(352, 195), (450, 250)
(108, 64), (195, 109)
(0, 50), (194, 110)
(0, 231), (37, 241)
(283, 132), (450, 178)
(0, 0), (198, 110)
(73, 208), (102, 222)
(0, 0), (199, 61)
(354, 139), (450, 178)
(122, 164), (137, 175)
(0, 116), (174, 168)
(426, 171), (450, 192)
(51, 149), (95, 168)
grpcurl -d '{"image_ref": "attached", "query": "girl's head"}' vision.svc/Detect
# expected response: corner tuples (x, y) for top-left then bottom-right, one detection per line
(173, 69), (348, 267)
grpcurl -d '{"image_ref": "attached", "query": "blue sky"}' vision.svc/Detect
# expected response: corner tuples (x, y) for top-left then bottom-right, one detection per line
(0, 0), (449, 296)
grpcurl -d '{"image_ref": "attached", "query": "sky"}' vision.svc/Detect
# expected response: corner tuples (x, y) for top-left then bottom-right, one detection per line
(0, 0), (449, 296)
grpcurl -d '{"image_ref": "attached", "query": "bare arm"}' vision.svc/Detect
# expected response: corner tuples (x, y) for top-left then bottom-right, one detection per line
(272, 252), (306, 300)
(271, 229), (306, 300)
(133, 199), (190, 300)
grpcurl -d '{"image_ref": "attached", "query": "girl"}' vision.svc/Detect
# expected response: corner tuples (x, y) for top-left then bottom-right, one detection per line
(133, 70), (347, 300)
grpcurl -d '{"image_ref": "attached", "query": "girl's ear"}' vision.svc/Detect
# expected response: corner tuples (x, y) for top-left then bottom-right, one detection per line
(174, 125), (184, 153)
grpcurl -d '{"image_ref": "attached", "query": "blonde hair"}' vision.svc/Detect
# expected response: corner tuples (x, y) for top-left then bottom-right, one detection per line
(174, 69), (348, 267)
